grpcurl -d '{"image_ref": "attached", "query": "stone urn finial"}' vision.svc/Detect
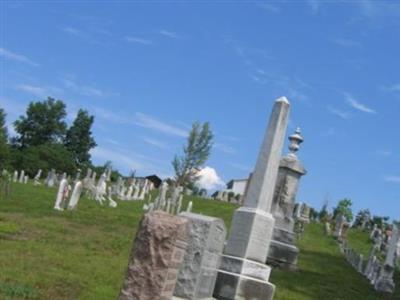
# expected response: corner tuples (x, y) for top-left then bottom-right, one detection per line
(288, 127), (303, 157)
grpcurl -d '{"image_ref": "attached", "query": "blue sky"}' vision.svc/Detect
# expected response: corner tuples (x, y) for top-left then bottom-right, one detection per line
(1, 1), (399, 220)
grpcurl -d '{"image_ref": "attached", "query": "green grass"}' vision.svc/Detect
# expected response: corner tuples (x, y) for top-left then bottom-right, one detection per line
(0, 182), (398, 299)
(347, 228), (374, 258)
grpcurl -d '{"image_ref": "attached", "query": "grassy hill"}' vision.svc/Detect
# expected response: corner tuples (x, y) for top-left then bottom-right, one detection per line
(0, 182), (398, 299)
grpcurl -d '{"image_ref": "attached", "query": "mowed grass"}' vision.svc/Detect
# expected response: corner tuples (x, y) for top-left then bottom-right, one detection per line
(0, 182), (399, 299)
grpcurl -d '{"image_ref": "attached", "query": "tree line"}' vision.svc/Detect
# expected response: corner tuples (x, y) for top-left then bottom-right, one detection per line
(0, 97), (98, 177)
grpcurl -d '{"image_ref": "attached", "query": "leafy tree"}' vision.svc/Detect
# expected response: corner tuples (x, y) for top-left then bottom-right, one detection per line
(372, 215), (390, 229)
(13, 97), (67, 148)
(16, 143), (75, 176)
(353, 209), (371, 228)
(0, 108), (9, 169)
(333, 198), (353, 222)
(172, 122), (213, 187)
(64, 109), (96, 168)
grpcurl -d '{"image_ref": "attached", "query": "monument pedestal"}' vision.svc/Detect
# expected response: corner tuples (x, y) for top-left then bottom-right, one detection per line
(267, 227), (299, 270)
(214, 208), (276, 300)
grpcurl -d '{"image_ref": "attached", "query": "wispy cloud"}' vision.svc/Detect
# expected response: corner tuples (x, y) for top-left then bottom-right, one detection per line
(381, 84), (400, 93)
(331, 38), (362, 48)
(344, 92), (376, 114)
(327, 106), (351, 119)
(62, 78), (108, 97)
(377, 150), (392, 157)
(91, 106), (131, 124)
(0, 47), (39, 66)
(354, 1), (400, 21)
(62, 27), (88, 39)
(134, 112), (187, 137)
(384, 176), (400, 184)
(143, 137), (169, 150)
(159, 30), (180, 39)
(229, 162), (251, 173)
(0, 96), (26, 117)
(125, 36), (153, 45)
(91, 145), (171, 178)
(256, 3), (280, 13)
(15, 84), (63, 98)
(307, 0), (321, 14)
(214, 142), (236, 155)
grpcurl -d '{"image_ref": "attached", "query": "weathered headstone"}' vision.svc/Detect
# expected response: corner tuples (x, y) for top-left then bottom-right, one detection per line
(118, 211), (188, 300)
(54, 179), (68, 210)
(13, 170), (18, 183)
(214, 97), (290, 300)
(19, 170), (25, 183)
(267, 127), (306, 270)
(374, 224), (399, 293)
(174, 212), (226, 300)
(68, 181), (83, 210)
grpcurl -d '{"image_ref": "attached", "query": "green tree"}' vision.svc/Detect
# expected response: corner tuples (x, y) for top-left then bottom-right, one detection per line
(172, 122), (213, 187)
(13, 97), (67, 148)
(65, 109), (96, 168)
(0, 108), (9, 169)
(333, 198), (353, 222)
(16, 143), (76, 176)
(319, 201), (329, 222)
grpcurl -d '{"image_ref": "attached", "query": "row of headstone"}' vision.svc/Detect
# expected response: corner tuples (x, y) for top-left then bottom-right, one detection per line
(12, 170), (29, 184)
(118, 97), (293, 300)
(115, 177), (152, 201)
(212, 190), (243, 204)
(342, 224), (399, 294)
(143, 182), (193, 215)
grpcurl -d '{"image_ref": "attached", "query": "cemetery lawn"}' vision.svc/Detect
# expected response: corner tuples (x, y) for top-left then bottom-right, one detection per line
(0, 183), (398, 300)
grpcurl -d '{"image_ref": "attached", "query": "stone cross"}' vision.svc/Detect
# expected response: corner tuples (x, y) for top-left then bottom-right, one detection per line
(214, 97), (290, 300)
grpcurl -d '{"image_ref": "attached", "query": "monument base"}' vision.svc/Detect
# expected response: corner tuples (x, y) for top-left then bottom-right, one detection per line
(267, 239), (299, 271)
(213, 270), (275, 300)
(213, 255), (275, 300)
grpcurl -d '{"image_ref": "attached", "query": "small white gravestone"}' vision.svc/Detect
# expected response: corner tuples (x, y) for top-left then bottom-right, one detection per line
(186, 201), (193, 213)
(23, 175), (29, 184)
(13, 170), (18, 182)
(19, 170), (25, 183)
(34, 169), (42, 185)
(107, 186), (118, 208)
(54, 179), (68, 211)
(68, 181), (83, 210)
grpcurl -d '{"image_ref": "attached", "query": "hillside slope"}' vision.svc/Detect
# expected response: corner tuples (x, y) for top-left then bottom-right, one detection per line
(0, 183), (398, 299)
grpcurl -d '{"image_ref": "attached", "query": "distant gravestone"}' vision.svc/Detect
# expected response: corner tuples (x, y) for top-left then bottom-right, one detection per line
(68, 181), (83, 210)
(374, 224), (399, 293)
(19, 170), (25, 183)
(174, 212), (226, 299)
(118, 211), (188, 300)
(54, 179), (68, 210)
(13, 171), (18, 183)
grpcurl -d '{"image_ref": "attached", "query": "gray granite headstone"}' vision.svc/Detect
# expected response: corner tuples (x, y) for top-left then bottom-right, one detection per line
(175, 212), (226, 300)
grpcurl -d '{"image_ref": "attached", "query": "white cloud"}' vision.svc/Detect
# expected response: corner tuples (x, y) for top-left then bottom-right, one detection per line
(307, 0), (321, 14)
(125, 36), (153, 45)
(62, 78), (107, 97)
(381, 84), (400, 93)
(91, 106), (131, 124)
(159, 30), (180, 39)
(62, 27), (87, 38)
(256, 3), (280, 13)
(214, 142), (236, 155)
(0, 47), (39, 66)
(15, 84), (63, 98)
(384, 176), (400, 183)
(143, 137), (169, 150)
(134, 112), (187, 137)
(229, 162), (251, 172)
(331, 38), (362, 48)
(91, 146), (144, 171)
(344, 92), (376, 114)
(327, 106), (351, 119)
(377, 150), (392, 157)
(196, 166), (225, 190)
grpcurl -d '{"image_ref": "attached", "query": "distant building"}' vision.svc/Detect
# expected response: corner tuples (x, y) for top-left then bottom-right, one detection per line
(226, 179), (248, 195)
(212, 178), (249, 205)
